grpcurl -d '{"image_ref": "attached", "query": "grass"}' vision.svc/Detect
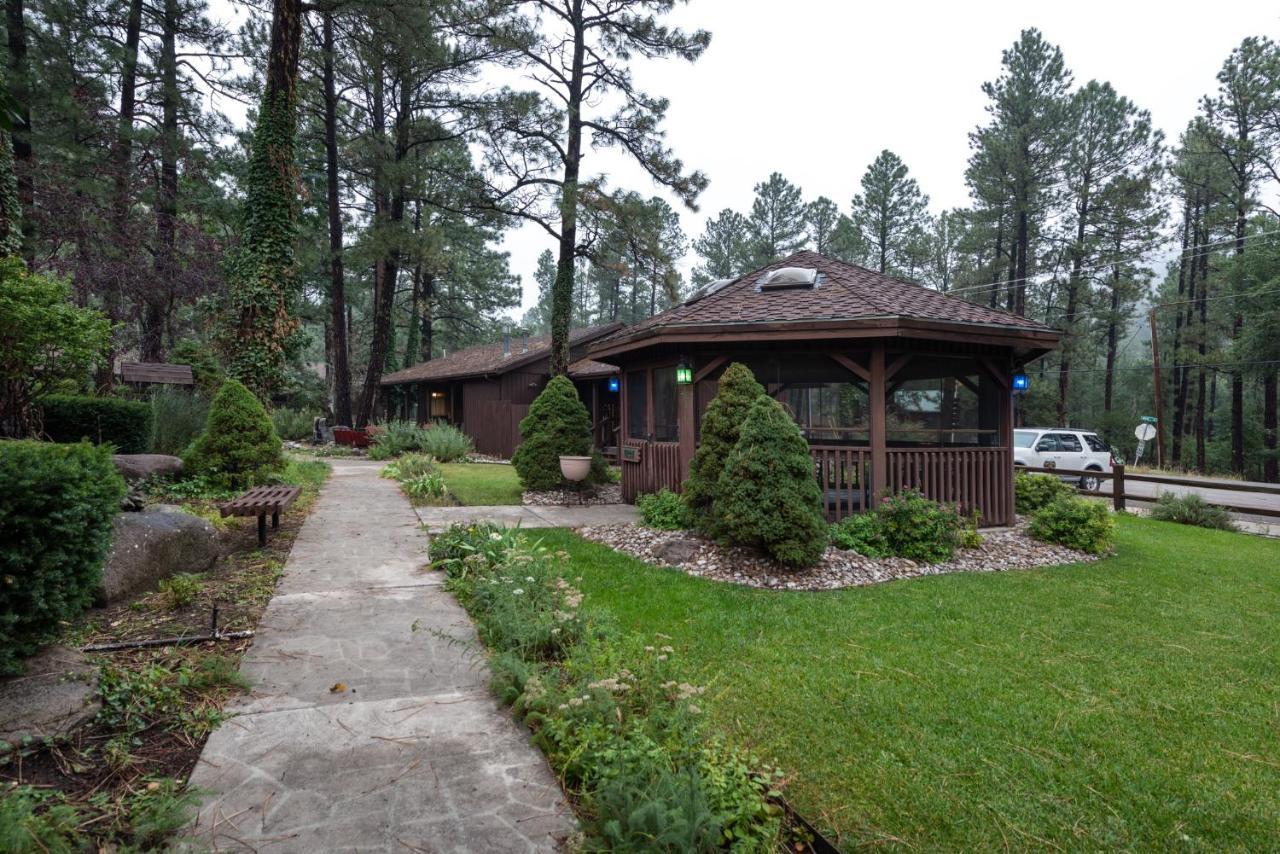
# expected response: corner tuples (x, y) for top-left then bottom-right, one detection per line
(530, 515), (1280, 850)
(439, 462), (522, 505)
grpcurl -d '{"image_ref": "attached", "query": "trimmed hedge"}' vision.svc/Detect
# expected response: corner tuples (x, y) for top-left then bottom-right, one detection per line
(513, 376), (605, 490)
(1028, 496), (1115, 554)
(41, 394), (153, 454)
(1014, 470), (1076, 515)
(0, 441), (125, 674)
(716, 396), (829, 567)
(182, 379), (283, 489)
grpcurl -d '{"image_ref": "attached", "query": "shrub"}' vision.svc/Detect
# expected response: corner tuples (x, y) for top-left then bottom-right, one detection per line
(715, 396), (829, 567)
(637, 489), (693, 530)
(1028, 496), (1115, 554)
(1150, 492), (1236, 531)
(381, 452), (437, 481)
(169, 338), (225, 396)
(830, 513), (890, 557)
(182, 379), (283, 490)
(401, 471), (448, 503)
(876, 490), (963, 563)
(270, 406), (313, 441)
(41, 394), (154, 454)
(0, 441), (125, 674)
(0, 257), (111, 438)
(1015, 470), (1076, 515)
(682, 362), (765, 534)
(370, 419), (427, 457)
(419, 422), (474, 462)
(149, 386), (210, 456)
(513, 376), (603, 490)
(158, 573), (202, 610)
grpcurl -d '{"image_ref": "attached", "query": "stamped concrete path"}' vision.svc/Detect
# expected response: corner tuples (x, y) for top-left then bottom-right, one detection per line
(187, 459), (575, 852)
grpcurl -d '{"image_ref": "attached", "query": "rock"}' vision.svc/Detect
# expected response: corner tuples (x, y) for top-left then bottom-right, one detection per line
(98, 505), (220, 604)
(0, 646), (101, 746)
(652, 536), (702, 565)
(112, 453), (183, 482)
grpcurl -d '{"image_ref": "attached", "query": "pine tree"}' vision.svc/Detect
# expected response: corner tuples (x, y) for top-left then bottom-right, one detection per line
(747, 172), (806, 265)
(512, 375), (603, 490)
(715, 396), (829, 567)
(804, 196), (840, 255)
(682, 362), (764, 534)
(691, 208), (751, 284)
(850, 150), (930, 275)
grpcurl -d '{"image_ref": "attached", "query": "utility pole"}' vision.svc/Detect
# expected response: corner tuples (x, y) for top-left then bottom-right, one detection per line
(1150, 309), (1165, 468)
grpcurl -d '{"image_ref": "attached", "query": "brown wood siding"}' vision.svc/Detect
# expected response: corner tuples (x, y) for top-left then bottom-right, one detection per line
(620, 439), (682, 501)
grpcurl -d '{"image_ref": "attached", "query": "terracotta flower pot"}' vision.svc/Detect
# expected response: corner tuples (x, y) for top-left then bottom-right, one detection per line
(559, 455), (592, 483)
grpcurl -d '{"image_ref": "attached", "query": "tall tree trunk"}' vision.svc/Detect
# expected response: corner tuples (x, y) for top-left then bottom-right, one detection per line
(1195, 367), (1207, 471)
(322, 11), (351, 425)
(1264, 371), (1278, 482)
(1229, 204), (1247, 473)
(1013, 208), (1028, 316)
(5, 0), (32, 264)
(1057, 196), (1089, 426)
(1103, 261), (1121, 413)
(420, 271), (434, 363)
(987, 212), (1004, 309)
(144, 0), (179, 363)
(549, 2), (585, 376)
(1171, 200), (1198, 465)
(356, 63), (408, 426)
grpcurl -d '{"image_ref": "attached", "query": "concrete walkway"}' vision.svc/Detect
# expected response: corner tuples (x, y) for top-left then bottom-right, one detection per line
(415, 503), (637, 533)
(187, 460), (575, 852)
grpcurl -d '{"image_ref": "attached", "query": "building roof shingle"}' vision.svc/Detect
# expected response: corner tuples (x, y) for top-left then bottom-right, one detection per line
(381, 324), (622, 385)
(590, 251), (1057, 356)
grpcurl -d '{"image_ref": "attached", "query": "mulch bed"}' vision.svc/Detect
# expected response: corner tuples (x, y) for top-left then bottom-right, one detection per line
(577, 521), (1098, 591)
(0, 489), (317, 811)
(523, 484), (623, 506)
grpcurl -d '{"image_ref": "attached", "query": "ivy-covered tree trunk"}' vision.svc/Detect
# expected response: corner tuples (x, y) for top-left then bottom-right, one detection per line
(219, 0), (303, 398)
(4, 0), (32, 264)
(0, 98), (20, 257)
(144, 0), (180, 363)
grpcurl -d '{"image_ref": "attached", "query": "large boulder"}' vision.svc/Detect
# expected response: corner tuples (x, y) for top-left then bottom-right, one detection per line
(98, 505), (220, 604)
(113, 453), (183, 482)
(0, 646), (100, 746)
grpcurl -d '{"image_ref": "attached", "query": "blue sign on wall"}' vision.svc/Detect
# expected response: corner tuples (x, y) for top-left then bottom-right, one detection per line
(608, 376), (620, 392)
(1012, 373), (1029, 391)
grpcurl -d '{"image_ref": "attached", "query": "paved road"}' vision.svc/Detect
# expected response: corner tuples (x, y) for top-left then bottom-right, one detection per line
(1095, 474), (1280, 516)
(187, 460), (574, 852)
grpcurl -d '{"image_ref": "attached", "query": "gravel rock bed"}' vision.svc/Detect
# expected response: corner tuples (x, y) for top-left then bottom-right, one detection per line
(576, 521), (1098, 591)
(523, 484), (623, 506)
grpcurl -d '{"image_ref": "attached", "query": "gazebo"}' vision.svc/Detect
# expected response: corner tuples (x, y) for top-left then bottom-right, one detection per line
(586, 251), (1060, 527)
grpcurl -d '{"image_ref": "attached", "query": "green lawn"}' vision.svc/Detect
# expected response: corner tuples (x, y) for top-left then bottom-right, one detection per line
(440, 462), (522, 505)
(533, 516), (1280, 850)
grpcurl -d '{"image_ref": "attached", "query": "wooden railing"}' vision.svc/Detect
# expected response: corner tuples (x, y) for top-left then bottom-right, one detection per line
(620, 439), (682, 502)
(884, 447), (1011, 525)
(810, 445), (870, 522)
(1022, 464), (1280, 518)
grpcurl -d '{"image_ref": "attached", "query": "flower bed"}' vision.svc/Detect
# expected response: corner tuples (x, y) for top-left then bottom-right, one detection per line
(578, 520), (1098, 592)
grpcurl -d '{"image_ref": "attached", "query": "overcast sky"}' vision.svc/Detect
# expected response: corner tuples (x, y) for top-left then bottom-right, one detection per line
(208, 0), (1280, 317)
(490, 0), (1280, 316)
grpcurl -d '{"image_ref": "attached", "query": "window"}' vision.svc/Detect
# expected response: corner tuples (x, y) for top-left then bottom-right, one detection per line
(887, 373), (993, 446)
(1084, 434), (1109, 453)
(626, 371), (647, 439)
(430, 391), (447, 418)
(1035, 435), (1060, 453)
(653, 367), (678, 442)
(1053, 433), (1082, 453)
(1014, 430), (1038, 448)
(783, 383), (869, 443)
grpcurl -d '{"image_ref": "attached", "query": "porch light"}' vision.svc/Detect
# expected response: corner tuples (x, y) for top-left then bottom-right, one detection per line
(431, 391), (444, 398)
(1012, 373), (1029, 391)
(675, 360), (693, 385)
(608, 376), (620, 392)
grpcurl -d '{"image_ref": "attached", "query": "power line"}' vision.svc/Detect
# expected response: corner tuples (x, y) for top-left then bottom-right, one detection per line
(1030, 359), (1280, 376)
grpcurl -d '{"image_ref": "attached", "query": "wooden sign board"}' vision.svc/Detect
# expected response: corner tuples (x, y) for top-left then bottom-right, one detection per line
(621, 445), (642, 464)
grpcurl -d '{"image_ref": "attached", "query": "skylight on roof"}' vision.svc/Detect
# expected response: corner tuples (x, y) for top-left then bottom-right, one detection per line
(758, 267), (819, 291)
(683, 277), (735, 305)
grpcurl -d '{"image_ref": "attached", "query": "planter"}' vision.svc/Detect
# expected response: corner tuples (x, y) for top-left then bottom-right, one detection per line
(333, 427), (370, 449)
(559, 455), (592, 483)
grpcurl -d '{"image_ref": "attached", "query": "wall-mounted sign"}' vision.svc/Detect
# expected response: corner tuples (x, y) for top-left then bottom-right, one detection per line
(621, 445), (642, 463)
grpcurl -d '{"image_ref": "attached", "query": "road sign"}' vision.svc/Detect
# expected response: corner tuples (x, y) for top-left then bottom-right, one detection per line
(1140, 415), (1158, 424)
(1134, 422), (1156, 441)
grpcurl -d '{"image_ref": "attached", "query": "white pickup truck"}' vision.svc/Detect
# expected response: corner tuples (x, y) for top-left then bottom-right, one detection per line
(1013, 428), (1115, 491)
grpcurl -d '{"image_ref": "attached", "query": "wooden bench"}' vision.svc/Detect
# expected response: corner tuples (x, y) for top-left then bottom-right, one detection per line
(221, 485), (302, 546)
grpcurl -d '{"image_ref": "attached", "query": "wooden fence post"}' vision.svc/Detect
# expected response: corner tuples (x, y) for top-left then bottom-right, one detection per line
(1113, 464), (1126, 512)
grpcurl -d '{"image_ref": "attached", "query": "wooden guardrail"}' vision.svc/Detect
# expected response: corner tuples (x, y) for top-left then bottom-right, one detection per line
(1020, 464), (1280, 519)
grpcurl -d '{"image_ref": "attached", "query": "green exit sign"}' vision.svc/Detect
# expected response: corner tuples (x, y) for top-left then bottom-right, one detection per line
(1140, 416), (1158, 424)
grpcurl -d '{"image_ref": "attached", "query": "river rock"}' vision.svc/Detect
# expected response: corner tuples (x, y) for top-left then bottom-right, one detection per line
(0, 646), (100, 746)
(112, 453), (184, 482)
(98, 505), (220, 604)
(652, 536), (703, 565)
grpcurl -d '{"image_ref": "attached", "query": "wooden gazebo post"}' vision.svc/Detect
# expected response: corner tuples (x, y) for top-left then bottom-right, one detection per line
(869, 344), (887, 501)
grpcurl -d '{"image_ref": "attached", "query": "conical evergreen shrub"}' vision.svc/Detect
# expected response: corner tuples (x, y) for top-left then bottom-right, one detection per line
(715, 396), (828, 567)
(513, 375), (603, 490)
(682, 362), (765, 533)
(183, 379), (283, 489)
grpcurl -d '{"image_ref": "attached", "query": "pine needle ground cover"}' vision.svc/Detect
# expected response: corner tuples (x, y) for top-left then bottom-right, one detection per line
(532, 515), (1280, 849)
